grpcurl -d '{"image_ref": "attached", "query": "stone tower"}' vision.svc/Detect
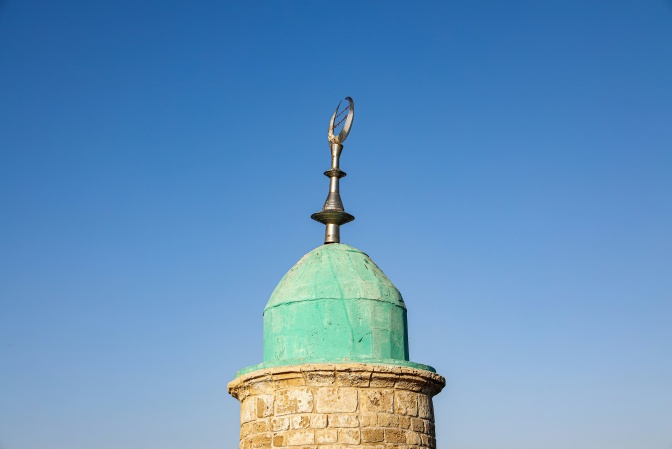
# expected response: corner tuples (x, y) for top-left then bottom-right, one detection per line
(228, 99), (444, 448)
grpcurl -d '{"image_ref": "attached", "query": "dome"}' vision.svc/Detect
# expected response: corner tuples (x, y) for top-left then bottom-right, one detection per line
(263, 243), (410, 365)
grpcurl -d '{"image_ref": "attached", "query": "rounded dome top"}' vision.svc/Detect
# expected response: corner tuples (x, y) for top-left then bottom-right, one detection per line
(265, 243), (405, 312)
(262, 243), (411, 367)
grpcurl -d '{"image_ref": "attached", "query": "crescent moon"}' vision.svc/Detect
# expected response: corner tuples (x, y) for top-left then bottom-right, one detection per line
(328, 97), (355, 144)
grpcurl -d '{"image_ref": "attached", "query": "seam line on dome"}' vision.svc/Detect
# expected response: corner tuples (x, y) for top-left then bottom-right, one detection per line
(263, 296), (408, 312)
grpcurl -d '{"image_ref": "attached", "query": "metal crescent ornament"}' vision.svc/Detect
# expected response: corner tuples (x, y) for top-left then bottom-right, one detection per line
(328, 97), (355, 145)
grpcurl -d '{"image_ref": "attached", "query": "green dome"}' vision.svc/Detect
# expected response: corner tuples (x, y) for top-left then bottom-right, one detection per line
(265, 243), (406, 311)
(233, 243), (436, 377)
(263, 244), (410, 365)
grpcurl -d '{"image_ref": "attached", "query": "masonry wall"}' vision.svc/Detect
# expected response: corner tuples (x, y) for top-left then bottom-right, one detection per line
(228, 364), (445, 449)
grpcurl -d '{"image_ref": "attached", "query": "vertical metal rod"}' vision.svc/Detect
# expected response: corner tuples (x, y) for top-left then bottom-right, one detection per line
(311, 97), (356, 244)
(325, 223), (340, 244)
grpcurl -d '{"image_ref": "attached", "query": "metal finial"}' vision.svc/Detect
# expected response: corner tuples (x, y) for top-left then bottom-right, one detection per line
(311, 97), (355, 244)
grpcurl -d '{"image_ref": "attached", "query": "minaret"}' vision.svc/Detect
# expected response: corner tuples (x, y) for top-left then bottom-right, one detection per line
(228, 98), (445, 448)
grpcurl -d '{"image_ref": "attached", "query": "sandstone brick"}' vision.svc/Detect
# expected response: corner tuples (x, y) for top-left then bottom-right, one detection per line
(240, 422), (254, 437)
(417, 394), (433, 419)
(250, 433), (271, 448)
(411, 418), (424, 432)
(271, 417), (290, 432)
(304, 371), (336, 387)
(231, 365), (443, 449)
(241, 397), (256, 423)
(315, 388), (358, 413)
(256, 394), (274, 418)
(291, 415), (311, 429)
(359, 389), (394, 413)
(275, 379), (307, 389)
(394, 391), (418, 416)
(371, 365), (402, 374)
(377, 413), (399, 427)
(369, 373), (398, 388)
(360, 413), (377, 427)
(286, 430), (315, 446)
(362, 428), (384, 443)
(395, 374), (424, 392)
(275, 389), (314, 416)
(385, 428), (406, 444)
(251, 420), (269, 434)
(328, 414), (359, 428)
(336, 371), (371, 387)
(273, 372), (306, 388)
(315, 429), (338, 444)
(247, 378), (273, 396)
(273, 434), (285, 447)
(398, 415), (410, 429)
(407, 430), (422, 445)
(310, 414), (327, 428)
(338, 429), (361, 444)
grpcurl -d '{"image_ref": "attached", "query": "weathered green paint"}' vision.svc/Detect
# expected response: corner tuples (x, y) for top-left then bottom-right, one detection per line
(265, 293), (409, 361)
(234, 243), (436, 378)
(263, 244), (412, 364)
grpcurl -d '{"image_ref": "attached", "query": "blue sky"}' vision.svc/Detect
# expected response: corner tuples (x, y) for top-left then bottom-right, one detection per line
(1, 1), (671, 448)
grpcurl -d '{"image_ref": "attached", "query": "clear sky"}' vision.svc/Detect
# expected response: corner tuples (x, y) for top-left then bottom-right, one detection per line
(1, 1), (671, 448)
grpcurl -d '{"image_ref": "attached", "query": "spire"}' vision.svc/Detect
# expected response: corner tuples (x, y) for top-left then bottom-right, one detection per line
(311, 97), (355, 244)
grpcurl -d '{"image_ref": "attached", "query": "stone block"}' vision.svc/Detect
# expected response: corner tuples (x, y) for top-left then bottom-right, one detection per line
(338, 429), (361, 444)
(240, 422), (253, 438)
(315, 429), (338, 444)
(362, 428), (385, 443)
(241, 397), (256, 423)
(304, 371), (336, 387)
(256, 394), (274, 418)
(286, 430), (315, 446)
(407, 430), (422, 445)
(369, 373), (398, 388)
(272, 371), (306, 388)
(336, 371), (371, 387)
(310, 414), (328, 428)
(394, 390), (418, 416)
(398, 415), (410, 429)
(395, 374), (424, 392)
(377, 413), (399, 427)
(417, 394), (433, 419)
(315, 388), (358, 413)
(384, 428), (406, 443)
(275, 389), (314, 416)
(271, 417), (290, 431)
(411, 418), (424, 432)
(291, 415), (311, 429)
(251, 420), (268, 434)
(246, 378), (273, 396)
(250, 433), (271, 448)
(359, 389), (394, 413)
(360, 413), (377, 427)
(328, 414), (359, 428)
